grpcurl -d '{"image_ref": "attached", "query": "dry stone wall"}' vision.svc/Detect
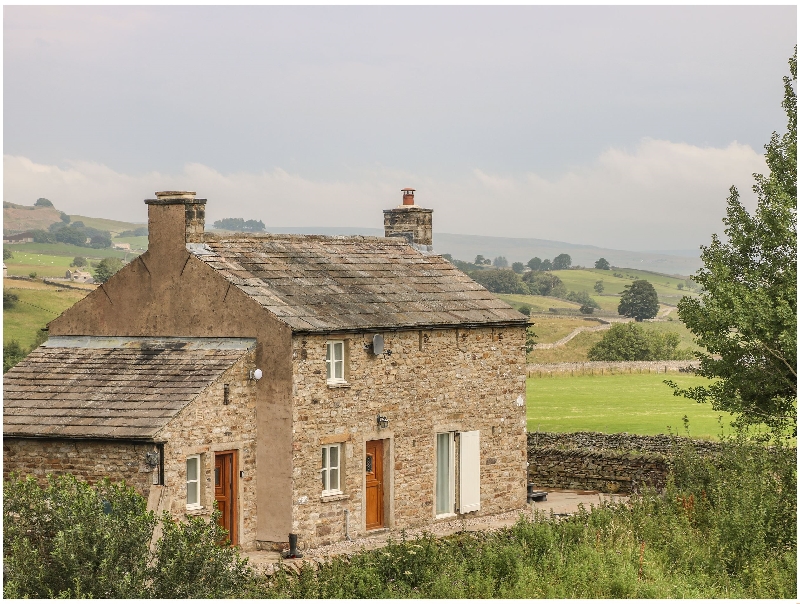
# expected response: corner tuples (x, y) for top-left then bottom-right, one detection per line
(290, 326), (528, 549)
(3, 438), (159, 498)
(527, 431), (721, 494)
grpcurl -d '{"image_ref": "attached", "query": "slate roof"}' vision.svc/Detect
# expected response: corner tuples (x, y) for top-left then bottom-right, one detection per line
(3, 337), (253, 440)
(189, 234), (527, 332)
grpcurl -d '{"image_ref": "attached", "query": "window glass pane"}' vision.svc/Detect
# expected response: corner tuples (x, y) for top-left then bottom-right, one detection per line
(330, 445), (339, 468)
(436, 433), (451, 515)
(321, 468), (327, 490)
(325, 344), (333, 379)
(187, 480), (198, 505)
(330, 468), (339, 491)
(334, 342), (343, 361)
(187, 456), (198, 481)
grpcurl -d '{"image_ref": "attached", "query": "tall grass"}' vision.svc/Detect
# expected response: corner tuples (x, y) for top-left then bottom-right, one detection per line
(250, 437), (796, 598)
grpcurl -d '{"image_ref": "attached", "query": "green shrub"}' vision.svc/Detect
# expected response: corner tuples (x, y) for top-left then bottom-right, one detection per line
(4, 291), (19, 309)
(3, 474), (253, 598)
(588, 323), (693, 361)
(3, 248), (12, 260)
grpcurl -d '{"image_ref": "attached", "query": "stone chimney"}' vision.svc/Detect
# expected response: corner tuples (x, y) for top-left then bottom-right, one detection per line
(144, 191), (206, 254)
(383, 188), (433, 251)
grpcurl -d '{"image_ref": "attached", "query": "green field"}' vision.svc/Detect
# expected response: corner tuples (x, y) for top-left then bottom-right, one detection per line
(4, 245), (132, 278)
(497, 293), (583, 314)
(552, 267), (696, 307)
(4, 281), (90, 348)
(527, 373), (731, 438)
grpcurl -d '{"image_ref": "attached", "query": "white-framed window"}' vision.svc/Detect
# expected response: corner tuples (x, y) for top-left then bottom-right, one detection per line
(321, 443), (342, 496)
(186, 454), (201, 509)
(435, 431), (481, 517)
(326, 340), (346, 384)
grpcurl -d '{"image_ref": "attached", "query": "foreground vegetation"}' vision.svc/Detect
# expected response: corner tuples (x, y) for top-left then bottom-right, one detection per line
(6, 438), (793, 598)
(526, 373), (732, 437)
(261, 440), (795, 598)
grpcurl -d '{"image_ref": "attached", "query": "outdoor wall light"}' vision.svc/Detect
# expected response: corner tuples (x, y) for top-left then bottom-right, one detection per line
(377, 414), (389, 429)
(249, 368), (263, 381)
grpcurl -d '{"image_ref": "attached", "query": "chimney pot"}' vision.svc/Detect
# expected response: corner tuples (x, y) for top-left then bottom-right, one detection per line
(401, 188), (415, 206)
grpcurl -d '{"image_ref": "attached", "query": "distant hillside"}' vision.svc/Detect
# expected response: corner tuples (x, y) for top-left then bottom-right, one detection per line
(3, 203), (62, 235)
(234, 226), (703, 274)
(68, 215), (145, 236)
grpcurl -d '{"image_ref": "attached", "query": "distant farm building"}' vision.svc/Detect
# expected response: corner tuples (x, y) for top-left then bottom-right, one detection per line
(3, 232), (34, 244)
(65, 269), (94, 283)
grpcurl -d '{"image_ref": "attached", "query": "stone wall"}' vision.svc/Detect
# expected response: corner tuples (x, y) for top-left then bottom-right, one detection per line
(527, 360), (700, 377)
(290, 326), (528, 549)
(3, 438), (159, 498)
(156, 350), (260, 549)
(527, 431), (721, 494)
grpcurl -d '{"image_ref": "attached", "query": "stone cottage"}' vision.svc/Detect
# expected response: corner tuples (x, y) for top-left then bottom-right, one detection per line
(3, 189), (529, 551)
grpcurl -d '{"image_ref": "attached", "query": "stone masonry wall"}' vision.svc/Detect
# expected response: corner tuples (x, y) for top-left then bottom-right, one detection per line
(527, 431), (722, 494)
(291, 326), (528, 549)
(156, 350), (260, 549)
(3, 438), (159, 498)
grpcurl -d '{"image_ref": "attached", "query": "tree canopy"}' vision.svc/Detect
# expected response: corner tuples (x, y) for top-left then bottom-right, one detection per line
(595, 257), (610, 270)
(618, 280), (659, 321)
(94, 257), (124, 284)
(212, 218), (265, 232)
(34, 198), (53, 207)
(671, 48), (797, 436)
(526, 257), (542, 271)
(552, 253), (572, 270)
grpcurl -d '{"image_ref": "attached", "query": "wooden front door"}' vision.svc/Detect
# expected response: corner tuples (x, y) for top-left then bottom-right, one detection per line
(365, 440), (384, 530)
(214, 451), (237, 545)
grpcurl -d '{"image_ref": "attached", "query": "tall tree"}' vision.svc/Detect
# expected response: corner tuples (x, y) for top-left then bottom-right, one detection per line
(526, 257), (542, 271)
(552, 253), (572, 270)
(618, 280), (659, 321)
(594, 257), (610, 270)
(671, 48), (797, 435)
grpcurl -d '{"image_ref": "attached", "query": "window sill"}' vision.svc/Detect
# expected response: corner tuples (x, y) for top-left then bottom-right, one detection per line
(185, 506), (207, 516)
(326, 381), (350, 389)
(435, 512), (457, 520)
(321, 492), (349, 503)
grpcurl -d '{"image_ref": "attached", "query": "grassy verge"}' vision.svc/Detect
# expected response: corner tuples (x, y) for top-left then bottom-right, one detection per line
(526, 373), (731, 438)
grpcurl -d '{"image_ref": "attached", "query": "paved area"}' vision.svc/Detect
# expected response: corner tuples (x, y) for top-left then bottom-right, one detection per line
(243, 489), (629, 573)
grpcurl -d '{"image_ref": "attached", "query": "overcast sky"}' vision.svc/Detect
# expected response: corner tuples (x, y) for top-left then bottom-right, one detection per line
(3, 6), (796, 251)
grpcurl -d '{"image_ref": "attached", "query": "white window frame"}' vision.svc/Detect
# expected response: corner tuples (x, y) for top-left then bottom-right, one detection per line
(186, 454), (201, 510)
(326, 340), (346, 384)
(435, 432), (456, 518)
(321, 443), (342, 496)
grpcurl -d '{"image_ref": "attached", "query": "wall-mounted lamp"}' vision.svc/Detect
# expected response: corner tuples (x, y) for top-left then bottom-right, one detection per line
(145, 451), (159, 467)
(249, 368), (263, 381)
(377, 414), (389, 429)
